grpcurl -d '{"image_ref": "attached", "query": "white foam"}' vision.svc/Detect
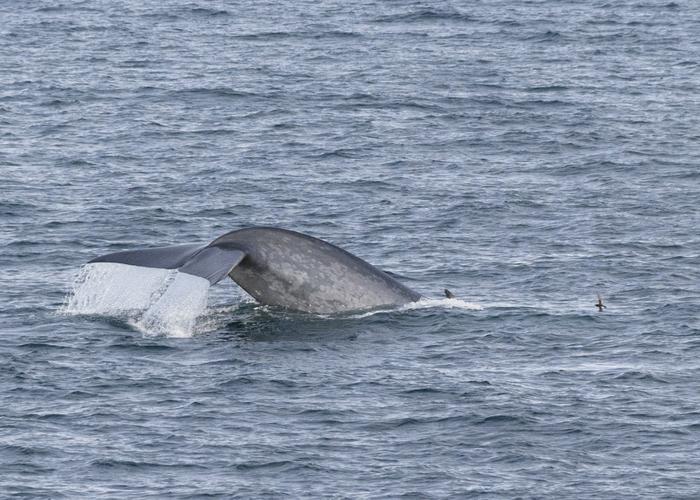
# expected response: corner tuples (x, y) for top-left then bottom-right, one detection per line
(349, 297), (482, 319)
(62, 263), (210, 337)
(403, 297), (483, 311)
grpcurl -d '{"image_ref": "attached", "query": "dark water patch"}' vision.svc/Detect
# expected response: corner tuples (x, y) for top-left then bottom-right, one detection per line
(466, 380), (492, 386)
(525, 30), (566, 43)
(60, 158), (97, 169)
(235, 30), (363, 41)
(139, 11), (182, 22)
(169, 87), (273, 102)
(41, 98), (80, 108)
(25, 413), (70, 421)
(34, 4), (103, 13)
(0, 201), (38, 216)
(107, 342), (178, 352)
(475, 415), (535, 426)
(371, 8), (473, 24)
(0, 444), (54, 457)
(310, 148), (362, 159)
(1, 463), (57, 476)
(116, 59), (153, 68)
(63, 390), (98, 399)
(217, 376), (256, 387)
(232, 31), (297, 40)
(234, 460), (319, 472)
(91, 458), (209, 470)
(186, 7), (231, 17)
(525, 85), (570, 93)
(514, 98), (574, 108)
(17, 342), (72, 351)
(399, 387), (468, 399)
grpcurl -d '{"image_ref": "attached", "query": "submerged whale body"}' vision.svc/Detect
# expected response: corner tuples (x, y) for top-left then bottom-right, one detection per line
(89, 227), (421, 314)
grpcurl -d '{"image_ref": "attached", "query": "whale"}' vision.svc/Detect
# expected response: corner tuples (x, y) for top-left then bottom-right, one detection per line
(89, 227), (422, 314)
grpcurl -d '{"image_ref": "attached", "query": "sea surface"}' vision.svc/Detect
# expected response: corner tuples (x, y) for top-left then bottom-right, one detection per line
(2, 0), (700, 497)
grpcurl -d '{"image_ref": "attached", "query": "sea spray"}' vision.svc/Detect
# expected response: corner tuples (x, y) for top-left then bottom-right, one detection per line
(63, 263), (210, 337)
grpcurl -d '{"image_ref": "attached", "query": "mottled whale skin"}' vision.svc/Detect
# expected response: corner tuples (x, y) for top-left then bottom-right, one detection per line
(89, 227), (421, 314)
(214, 227), (420, 314)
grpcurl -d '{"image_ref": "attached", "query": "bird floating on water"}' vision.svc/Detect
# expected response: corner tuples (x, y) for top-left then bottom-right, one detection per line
(595, 294), (606, 312)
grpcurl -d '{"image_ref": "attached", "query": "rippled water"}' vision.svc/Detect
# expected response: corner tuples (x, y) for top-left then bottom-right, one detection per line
(2, 0), (700, 497)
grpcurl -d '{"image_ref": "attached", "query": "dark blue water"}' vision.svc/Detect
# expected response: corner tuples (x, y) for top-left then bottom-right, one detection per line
(3, 0), (700, 497)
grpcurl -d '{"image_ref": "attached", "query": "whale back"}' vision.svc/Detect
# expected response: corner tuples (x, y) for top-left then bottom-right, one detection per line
(212, 227), (420, 314)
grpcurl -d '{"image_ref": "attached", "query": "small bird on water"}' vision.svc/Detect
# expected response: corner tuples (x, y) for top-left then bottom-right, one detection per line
(444, 289), (455, 299)
(595, 294), (606, 312)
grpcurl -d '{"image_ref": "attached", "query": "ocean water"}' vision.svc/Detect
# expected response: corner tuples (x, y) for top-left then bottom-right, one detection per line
(2, 0), (700, 497)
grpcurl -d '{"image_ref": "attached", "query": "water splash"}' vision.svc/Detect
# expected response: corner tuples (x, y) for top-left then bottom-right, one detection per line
(62, 263), (210, 337)
(62, 264), (170, 315)
(132, 272), (210, 338)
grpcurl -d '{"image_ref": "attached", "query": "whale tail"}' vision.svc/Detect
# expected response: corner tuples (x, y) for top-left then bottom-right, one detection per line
(89, 243), (246, 284)
(68, 226), (422, 325)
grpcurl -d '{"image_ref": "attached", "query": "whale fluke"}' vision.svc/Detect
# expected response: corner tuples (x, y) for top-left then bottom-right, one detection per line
(90, 243), (205, 269)
(90, 243), (246, 284)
